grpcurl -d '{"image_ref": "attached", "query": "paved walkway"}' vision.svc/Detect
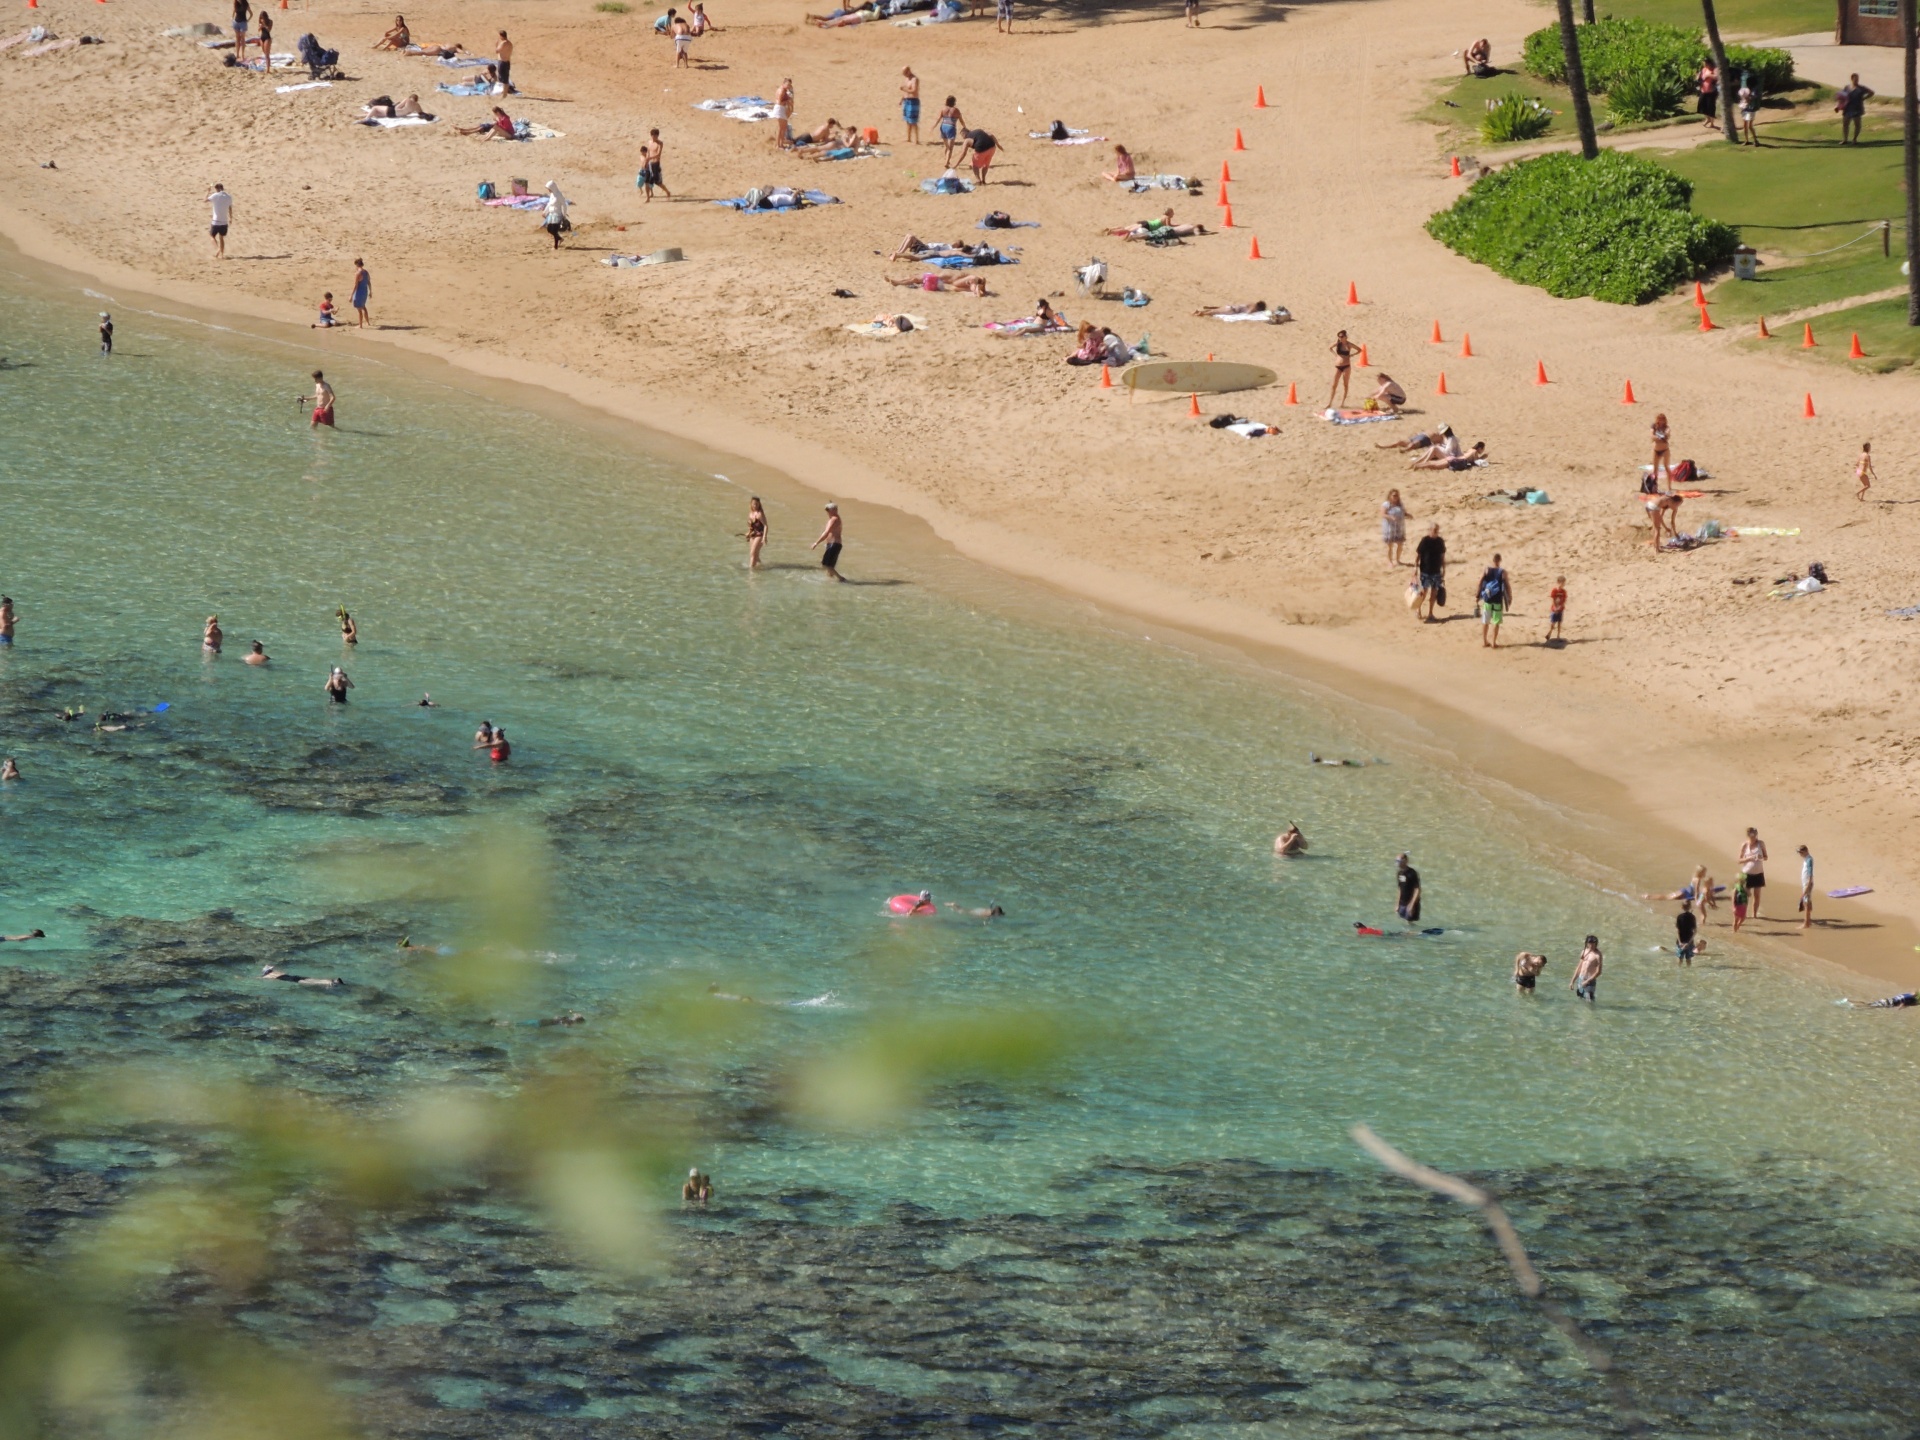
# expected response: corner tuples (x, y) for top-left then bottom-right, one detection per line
(1772, 32), (1908, 94)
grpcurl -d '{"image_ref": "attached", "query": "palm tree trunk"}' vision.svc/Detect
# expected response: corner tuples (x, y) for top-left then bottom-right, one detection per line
(1701, 0), (1739, 143)
(1904, 0), (1917, 324)
(1582, 0), (1595, 21)
(1557, 0), (1599, 159)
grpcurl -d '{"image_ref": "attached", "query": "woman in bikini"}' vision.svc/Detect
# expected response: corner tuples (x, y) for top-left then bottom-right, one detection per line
(937, 96), (965, 166)
(1327, 330), (1360, 409)
(375, 14), (410, 49)
(1650, 413), (1672, 489)
(746, 496), (768, 570)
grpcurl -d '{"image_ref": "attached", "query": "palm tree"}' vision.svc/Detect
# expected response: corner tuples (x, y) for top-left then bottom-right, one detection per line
(1701, 0), (1739, 143)
(1557, 0), (1599, 159)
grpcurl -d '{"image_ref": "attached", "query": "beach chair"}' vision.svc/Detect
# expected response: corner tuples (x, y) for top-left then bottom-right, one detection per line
(296, 32), (342, 80)
(1074, 257), (1108, 299)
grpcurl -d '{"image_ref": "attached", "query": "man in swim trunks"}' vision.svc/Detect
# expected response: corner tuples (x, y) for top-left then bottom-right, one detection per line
(671, 12), (692, 67)
(1413, 524), (1445, 622)
(1394, 853), (1421, 924)
(1796, 844), (1813, 931)
(207, 183), (233, 260)
(0, 596), (14, 646)
(246, 641), (270, 666)
(1513, 951), (1546, 993)
(900, 67), (920, 144)
(641, 128), (671, 201)
(1476, 553), (1509, 649)
(772, 77), (794, 149)
(810, 502), (845, 581)
(310, 370), (335, 427)
(1674, 899), (1697, 965)
(1571, 937), (1602, 1001)
(495, 29), (514, 92)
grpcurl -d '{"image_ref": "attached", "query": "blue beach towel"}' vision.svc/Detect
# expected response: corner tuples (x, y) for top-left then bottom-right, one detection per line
(713, 189), (840, 211)
(920, 176), (975, 195)
(437, 79), (492, 96)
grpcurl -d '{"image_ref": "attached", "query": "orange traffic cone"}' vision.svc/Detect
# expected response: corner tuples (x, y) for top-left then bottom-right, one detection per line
(1693, 281), (1708, 307)
(1358, 344), (1370, 367)
(1206, 353), (1214, 362)
(1459, 333), (1473, 358)
(1220, 203), (1234, 228)
(1220, 160), (1232, 183)
(1254, 86), (1268, 109)
(1803, 392), (1816, 418)
(1099, 365), (1113, 389)
(1802, 323), (1817, 349)
(1429, 320), (1442, 344)
(1285, 381), (1299, 406)
(1849, 332), (1865, 359)
(1533, 360), (1550, 385)
(1216, 182), (1230, 206)
(1757, 315), (1771, 339)
(1247, 235), (1262, 260)
(25, 0), (36, 8)
(1232, 127), (1246, 151)
(1435, 371), (1449, 395)
(1189, 393), (1202, 417)
(1698, 307), (1716, 332)
(1345, 281), (1359, 306)
(1449, 155), (1461, 178)
(1622, 379), (1636, 404)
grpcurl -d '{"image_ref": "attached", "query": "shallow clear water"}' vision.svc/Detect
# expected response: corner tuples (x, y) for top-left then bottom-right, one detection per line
(4, 265), (1919, 1434)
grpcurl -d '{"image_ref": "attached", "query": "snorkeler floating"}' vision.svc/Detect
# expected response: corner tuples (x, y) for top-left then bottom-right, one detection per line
(261, 964), (346, 989)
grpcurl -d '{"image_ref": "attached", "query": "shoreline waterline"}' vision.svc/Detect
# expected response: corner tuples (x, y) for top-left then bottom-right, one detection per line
(1, 219), (1911, 994)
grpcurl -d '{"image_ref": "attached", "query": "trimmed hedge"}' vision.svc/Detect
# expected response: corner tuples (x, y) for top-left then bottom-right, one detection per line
(1522, 18), (1793, 98)
(1426, 150), (1738, 305)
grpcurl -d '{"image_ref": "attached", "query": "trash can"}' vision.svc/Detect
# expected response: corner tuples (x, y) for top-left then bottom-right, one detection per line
(1732, 245), (1758, 281)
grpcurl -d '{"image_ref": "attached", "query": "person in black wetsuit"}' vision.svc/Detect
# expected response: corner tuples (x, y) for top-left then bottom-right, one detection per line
(1395, 853), (1421, 924)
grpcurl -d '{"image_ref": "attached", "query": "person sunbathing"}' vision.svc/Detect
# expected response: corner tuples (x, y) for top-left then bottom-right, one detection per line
(1413, 440), (1487, 470)
(991, 298), (1068, 335)
(375, 13), (411, 49)
(793, 118), (844, 146)
(1102, 143), (1136, 183)
(457, 106), (516, 138)
(887, 271), (989, 295)
(1193, 300), (1271, 316)
(409, 41), (467, 57)
(806, 5), (874, 25)
(1119, 209), (1206, 240)
(1376, 424), (1445, 452)
(393, 93), (430, 117)
(1409, 431), (1462, 468)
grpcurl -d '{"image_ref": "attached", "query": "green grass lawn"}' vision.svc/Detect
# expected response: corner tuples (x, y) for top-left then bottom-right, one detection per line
(1523, 0), (1832, 38)
(1421, 69), (1703, 148)
(1810, 295), (1920, 370)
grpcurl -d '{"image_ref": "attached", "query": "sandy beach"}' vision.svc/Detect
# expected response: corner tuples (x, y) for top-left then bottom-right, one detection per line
(4, 0), (1917, 985)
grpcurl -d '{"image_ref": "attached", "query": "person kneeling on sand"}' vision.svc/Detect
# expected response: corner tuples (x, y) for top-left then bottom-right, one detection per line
(1367, 373), (1406, 414)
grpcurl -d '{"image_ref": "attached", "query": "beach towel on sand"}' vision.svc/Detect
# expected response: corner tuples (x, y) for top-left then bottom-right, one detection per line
(1214, 308), (1290, 323)
(714, 188), (839, 211)
(846, 314), (928, 337)
(1224, 420), (1277, 438)
(694, 96), (775, 122)
(1125, 175), (1194, 193)
(358, 114), (438, 126)
(1321, 408), (1400, 425)
(920, 176), (976, 195)
(439, 54), (492, 67)
(1027, 130), (1105, 144)
(438, 79), (494, 96)
(982, 317), (1068, 335)
(239, 53), (300, 69)
(976, 218), (1039, 230)
(926, 252), (1016, 268)
(484, 195), (547, 209)
(276, 80), (332, 92)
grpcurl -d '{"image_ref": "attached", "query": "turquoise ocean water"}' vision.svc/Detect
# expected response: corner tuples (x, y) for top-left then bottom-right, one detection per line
(3, 265), (1918, 1434)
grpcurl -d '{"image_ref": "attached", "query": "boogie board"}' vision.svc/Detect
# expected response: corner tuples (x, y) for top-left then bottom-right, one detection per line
(1121, 360), (1278, 396)
(1827, 886), (1873, 899)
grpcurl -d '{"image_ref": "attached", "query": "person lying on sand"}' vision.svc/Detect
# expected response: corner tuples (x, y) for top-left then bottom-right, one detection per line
(261, 964), (346, 988)
(1410, 440), (1486, 471)
(1116, 209), (1207, 241)
(1193, 300), (1271, 316)
(375, 13), (410, 49)
(992, 298), (1067, 334)
(457, 106), (515, 139)
(408, 41), (466, 57)
(806, 5), (875, 25)
(1377, 424), (1447, 452)
(887, 272), (989, 295)
(1848, 991), (1918, 1008)
(793, 118), (845, 146)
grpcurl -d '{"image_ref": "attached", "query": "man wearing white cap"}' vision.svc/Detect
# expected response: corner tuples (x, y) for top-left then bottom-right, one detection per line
(682, 1168), (712, 1206)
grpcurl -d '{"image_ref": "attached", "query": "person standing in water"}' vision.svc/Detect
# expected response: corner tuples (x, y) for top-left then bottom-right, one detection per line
(0, 597), (15, 647)
(0, 758), (19, 783)
(98, 312), (113, 355)
(310, 371), (335, 428)
(1571, 936), (1602, 1001)
(810, 502), (845, 582)
(203, 616), (223, 654)
(746, 496), (768, 570)
(245, 641), (270, 666)
(474, 720), (495, 750)
(1674, 898), (1697, 965)
(487, 727), (511, 763)
(339, 608), (358, 645)
(682, 1168), (712, 1206)
(1513, 951), (1546, 993)
(324, 666), (353, 703)
(1394, 853), (1421, 924)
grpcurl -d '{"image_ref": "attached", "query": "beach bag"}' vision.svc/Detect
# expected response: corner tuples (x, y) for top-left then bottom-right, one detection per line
(1640, 471), (1660, 496)
(477, 180), (496, 200)
(1671, 459), (1696, 486)
(1436, 582), (1448, 608)
(1404, 580), (1422, 611)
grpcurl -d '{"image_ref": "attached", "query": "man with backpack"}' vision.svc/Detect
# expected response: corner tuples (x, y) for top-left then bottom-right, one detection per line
(1477, 552), (1511, 649)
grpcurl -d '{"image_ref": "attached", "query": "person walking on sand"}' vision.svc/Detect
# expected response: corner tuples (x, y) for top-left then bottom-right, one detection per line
(1513, 951), (1546, 994)
(746, 496), (768, 570)
(1545, 574), (1566, 643)
(1571, 936), (1602, 1002)
(310, 370), (336, 428)
(1184, 0), (1200, 27)
(349, 260), (372, 328)
(1737, 826), (1768, 921)
(1856, 441), (1876, 501)
(98, 312), (113, 356)
(641, 129), (671, 201)
(937, 95), (966, 165)
(772, 77), (795, 149)
(1835, 73), (1871, 145)
(1327, 330), (1360, 409)
(541, 181), (569, 249)
(810, 502), (845, 581)
(207, 183), (233, 259)
(1413, 523), (1445, 623)
(495, 30), (515, 93)
(1380, 489), (1408, 568)
(1476, 553), (1510, 648)
(900, 67), (921, 145)
(1796, 844), (1814, 931)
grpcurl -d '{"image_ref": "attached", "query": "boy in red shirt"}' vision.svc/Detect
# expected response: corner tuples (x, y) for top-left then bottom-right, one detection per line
(1546, 575), (1567, 643)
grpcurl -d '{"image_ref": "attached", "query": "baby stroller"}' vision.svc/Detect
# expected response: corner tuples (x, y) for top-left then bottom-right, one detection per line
(297, 32), (342, 81)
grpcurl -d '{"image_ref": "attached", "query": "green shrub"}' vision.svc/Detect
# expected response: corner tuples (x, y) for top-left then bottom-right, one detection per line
(1481, 94), (1554, 144)
(1523, 18), (1792, 99)
(1606, 68), (1686, 123)
(1426, 150), (1738, 305)
(595, 2), (631, 12)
